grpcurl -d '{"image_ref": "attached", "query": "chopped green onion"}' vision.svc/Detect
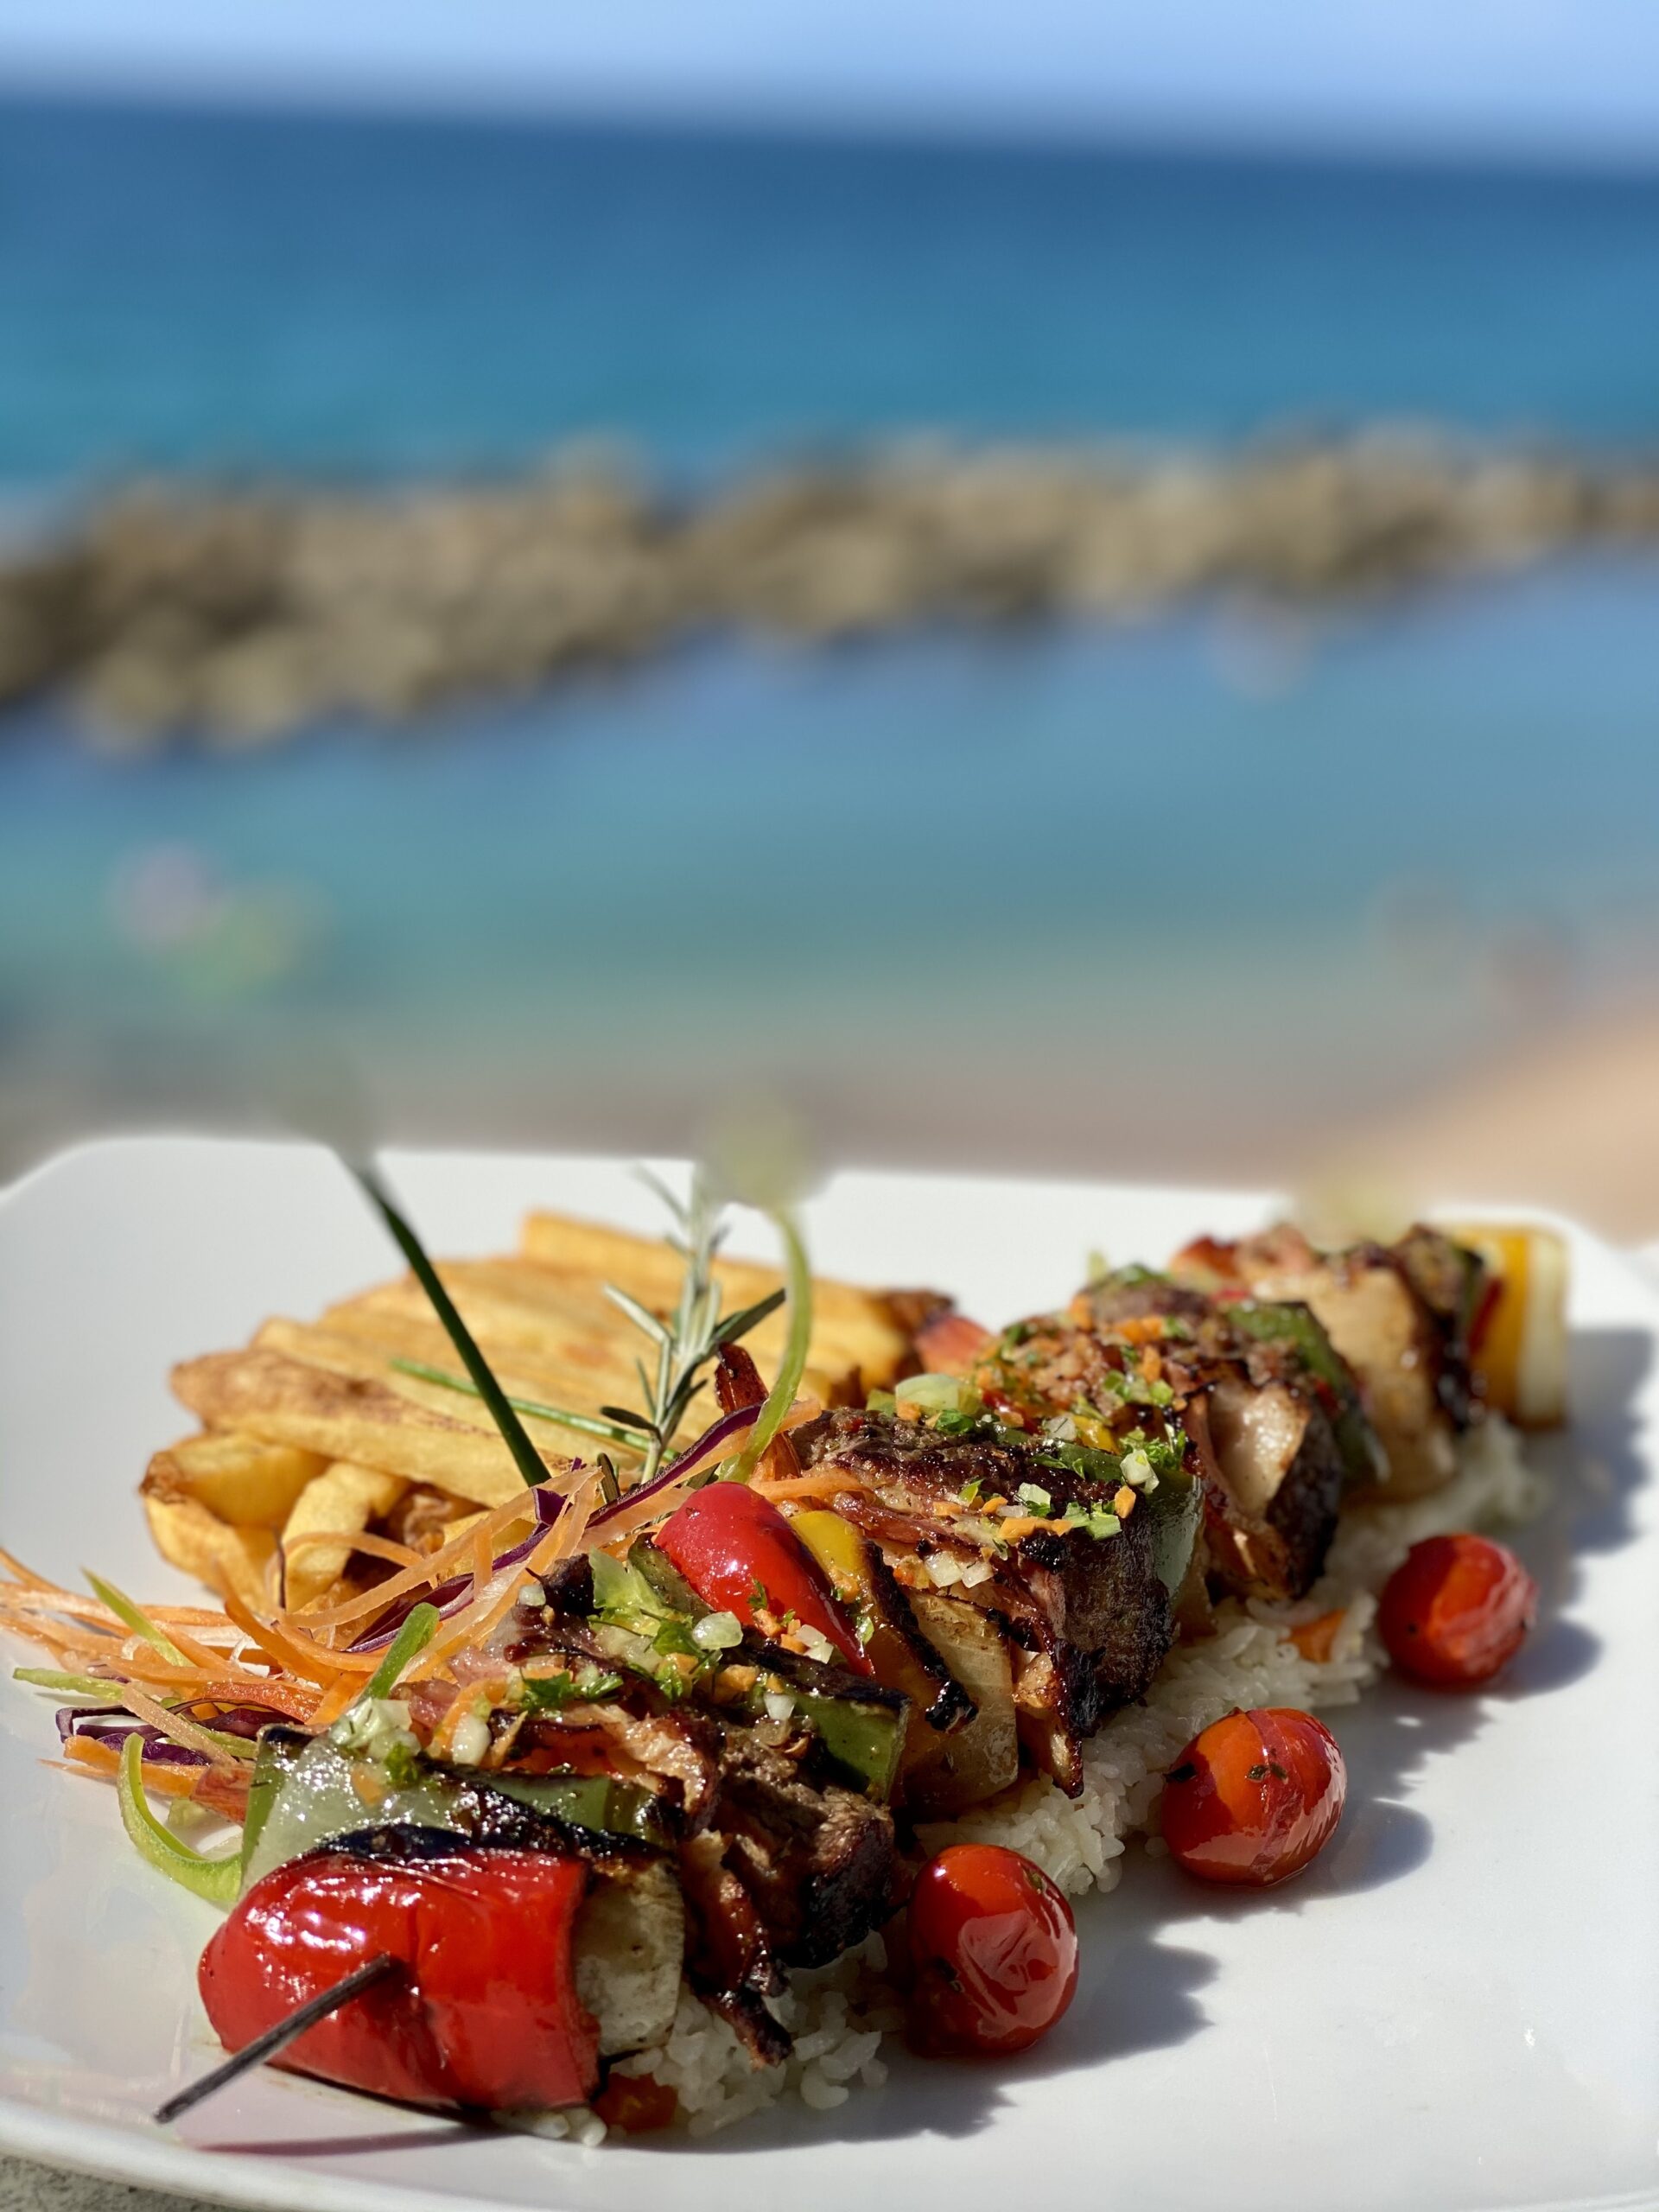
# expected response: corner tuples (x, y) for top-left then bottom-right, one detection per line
(893, 1373), (980, 1421)
(116, 1735), (240, 1905)
(691, 1611), (743, 1652)
(85, 1573), (190, 1669)
(1014, 1483), (1053, 1516)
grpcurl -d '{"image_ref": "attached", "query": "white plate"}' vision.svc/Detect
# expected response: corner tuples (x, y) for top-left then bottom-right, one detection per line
(2, 1139), (1656, 2212)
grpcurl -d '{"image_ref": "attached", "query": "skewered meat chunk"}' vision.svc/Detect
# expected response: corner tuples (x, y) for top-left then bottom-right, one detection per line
(792, 1407), (1197, 1796)
(971, 1280), (1349, 1605)
(1171, 1224), (1487, 1499)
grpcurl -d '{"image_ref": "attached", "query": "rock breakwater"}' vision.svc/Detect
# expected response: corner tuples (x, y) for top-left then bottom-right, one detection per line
(3, 435), (1657, 747)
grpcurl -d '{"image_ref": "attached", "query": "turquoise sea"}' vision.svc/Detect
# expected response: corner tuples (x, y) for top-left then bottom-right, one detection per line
(2, 97), (1656, 1174)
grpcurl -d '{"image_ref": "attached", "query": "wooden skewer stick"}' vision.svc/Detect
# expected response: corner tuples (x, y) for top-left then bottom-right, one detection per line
(154, 1953), (401, 2126)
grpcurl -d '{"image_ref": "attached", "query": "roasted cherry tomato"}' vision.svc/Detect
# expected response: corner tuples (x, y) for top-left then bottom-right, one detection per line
(593, 2070), (678, 2132)
(658, 1479), (872, 1672)
(1162, 1707), (1345, 1887)
(1377, 1532), (1537, 1687)
(199, 1846), (597, 2110)
(906, 1842), (1078, 2056)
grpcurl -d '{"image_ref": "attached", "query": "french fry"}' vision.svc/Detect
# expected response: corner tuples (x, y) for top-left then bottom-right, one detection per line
(253, 1318), (643, 1457)
(146, 1431), (327, 1531)
(147, 1205), (937, 1601)
(281, 1461), (409, 1610)
(170, 1348), (573, 1508)
(139, 1478), (276, 1611)
(519, 1212), (925, 1394)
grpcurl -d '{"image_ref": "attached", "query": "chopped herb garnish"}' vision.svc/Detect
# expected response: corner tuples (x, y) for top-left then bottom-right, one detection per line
(1062, 1500), (1122, 1540)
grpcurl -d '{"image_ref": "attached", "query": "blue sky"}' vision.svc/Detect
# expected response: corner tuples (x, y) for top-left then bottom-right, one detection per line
(2, 0), (1658, 162)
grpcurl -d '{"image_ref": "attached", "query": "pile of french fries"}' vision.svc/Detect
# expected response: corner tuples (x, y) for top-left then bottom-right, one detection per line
(143, 1210), (932, 1612)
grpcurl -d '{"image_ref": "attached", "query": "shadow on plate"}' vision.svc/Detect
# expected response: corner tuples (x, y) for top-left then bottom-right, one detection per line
(687, 1929), (1219, 2152)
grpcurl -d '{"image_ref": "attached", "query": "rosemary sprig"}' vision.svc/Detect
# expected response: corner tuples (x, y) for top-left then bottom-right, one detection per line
(605, 1170), (785, 1481)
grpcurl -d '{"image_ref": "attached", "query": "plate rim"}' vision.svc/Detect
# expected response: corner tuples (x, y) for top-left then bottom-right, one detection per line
(4, 1134), (1658, 2212)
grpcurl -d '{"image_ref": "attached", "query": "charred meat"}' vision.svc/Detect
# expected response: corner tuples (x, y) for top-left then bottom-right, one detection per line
(792, 1404), (1201, 1796)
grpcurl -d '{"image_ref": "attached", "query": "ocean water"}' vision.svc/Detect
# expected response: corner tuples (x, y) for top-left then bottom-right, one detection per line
(4, 97), (1659, 486)
(2, 97), (1656, 1175)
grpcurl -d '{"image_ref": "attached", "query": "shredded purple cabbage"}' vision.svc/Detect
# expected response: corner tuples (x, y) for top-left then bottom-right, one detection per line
(55, 1700), (290, 1766)
(55, 1707), (210, 1769)
(589, 1402), (761, 1529)
(345, 1478), (569, 1654)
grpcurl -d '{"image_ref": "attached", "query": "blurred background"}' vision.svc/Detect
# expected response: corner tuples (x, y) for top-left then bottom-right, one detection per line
(2, 1), (1656, 1234)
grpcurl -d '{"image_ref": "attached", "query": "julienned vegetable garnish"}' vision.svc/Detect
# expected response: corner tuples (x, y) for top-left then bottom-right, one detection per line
(0, 1192), (1563, 2136)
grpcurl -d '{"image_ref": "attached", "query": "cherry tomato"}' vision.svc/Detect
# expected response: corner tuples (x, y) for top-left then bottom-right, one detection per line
(658, 1479), (872, 1672)
(593, 2070), (678, 2132)
(199, 1846), (596, 2110)
(906, 1842), (1078, 2056)
(1378, 1532), (1537, 1687)
(1162, 1707), (1345, 1887)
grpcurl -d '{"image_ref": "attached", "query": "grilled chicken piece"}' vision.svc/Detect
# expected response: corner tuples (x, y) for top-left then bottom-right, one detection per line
(1172, 1224), (1486, 1500)
(792, 1407), (1194, 1796)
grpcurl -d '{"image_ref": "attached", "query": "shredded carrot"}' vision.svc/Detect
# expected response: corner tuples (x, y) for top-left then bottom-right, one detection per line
(109, 1680), (245, 1766)
(751, 1471), (863, 1502)
(407, 1508), (581, 1685)
(225, 1592), (374, 1684)
(0, 1580), (231, 1629)
(0, 1619), (197, 1681)
(305, 1673), (362, 1731)
(283, 1529), (424, 1573)
(1288, 1610), (1344, 1663)
(292, 1491), (545, 1633)
(61, 1738), (188, 1794)
(471, 1521), (494, 1607)
(1113, 1484), (1138, 1517)
(545, 1472), (600, 1565)
(188, 1678), (318, 1723)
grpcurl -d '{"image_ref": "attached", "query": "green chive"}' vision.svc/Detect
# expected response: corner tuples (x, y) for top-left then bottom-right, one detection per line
(350, 1162), (548, 1493)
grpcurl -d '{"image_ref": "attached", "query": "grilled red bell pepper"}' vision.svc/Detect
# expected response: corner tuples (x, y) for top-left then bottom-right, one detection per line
(199, 1847), (598, 2111)
(658, 1480), (873, 1674)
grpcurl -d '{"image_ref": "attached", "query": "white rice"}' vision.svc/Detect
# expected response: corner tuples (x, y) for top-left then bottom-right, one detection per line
(588, 1419), (1545, 2137)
